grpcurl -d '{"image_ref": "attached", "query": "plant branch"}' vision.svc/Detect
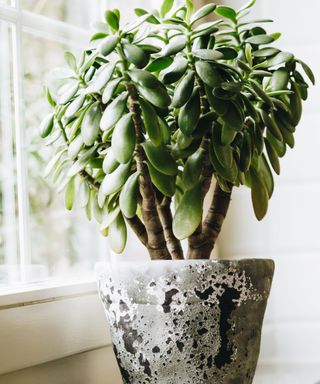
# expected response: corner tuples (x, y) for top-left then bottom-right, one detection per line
(126, 215), (148, 247)
(157, 196), (184, 260)
(125, 82), (172, 260)
(79, 170), (100, 190)
(188, 183), (233, 260)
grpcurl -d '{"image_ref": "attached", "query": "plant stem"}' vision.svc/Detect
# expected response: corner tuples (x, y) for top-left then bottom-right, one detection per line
(188, 183), (233, 260)
(125, 82), (171, 260)
(157, 196), (184, 260)
(126, 215), (148, 246)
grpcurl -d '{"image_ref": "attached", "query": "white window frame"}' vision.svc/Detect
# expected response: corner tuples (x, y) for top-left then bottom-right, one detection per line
(0, 0), (112, 375)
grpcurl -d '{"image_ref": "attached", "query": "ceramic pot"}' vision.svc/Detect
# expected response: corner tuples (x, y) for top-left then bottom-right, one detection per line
(96, 259), (274, 384)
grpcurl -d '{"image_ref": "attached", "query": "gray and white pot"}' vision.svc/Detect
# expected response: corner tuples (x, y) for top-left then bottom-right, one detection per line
(96, 258), (274, 384)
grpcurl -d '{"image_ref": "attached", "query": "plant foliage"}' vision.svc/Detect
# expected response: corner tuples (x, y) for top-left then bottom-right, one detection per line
(41, 0), (314, 260)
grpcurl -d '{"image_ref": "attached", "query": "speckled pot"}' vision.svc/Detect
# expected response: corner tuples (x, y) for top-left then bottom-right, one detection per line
(96, 259), (274, 384)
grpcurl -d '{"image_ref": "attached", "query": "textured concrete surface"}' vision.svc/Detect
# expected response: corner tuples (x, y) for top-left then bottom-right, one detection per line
(97, 259), (274, 384)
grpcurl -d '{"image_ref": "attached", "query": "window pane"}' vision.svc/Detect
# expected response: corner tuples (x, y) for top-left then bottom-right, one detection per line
(21, 0), (101, 29)
(21, 31), (106, 283)
(0, 21), (19, 287)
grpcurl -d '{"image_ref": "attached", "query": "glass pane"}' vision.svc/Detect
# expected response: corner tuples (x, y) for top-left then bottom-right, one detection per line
(0, 21), (19, 287)
(0, 0), (14, 6)
(22, 31), (106, 283)
(21, 0), (101, 29)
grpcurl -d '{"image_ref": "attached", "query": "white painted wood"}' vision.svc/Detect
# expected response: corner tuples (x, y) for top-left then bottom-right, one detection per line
(0, 287), (111, 374)
(0, 346), (122, 384)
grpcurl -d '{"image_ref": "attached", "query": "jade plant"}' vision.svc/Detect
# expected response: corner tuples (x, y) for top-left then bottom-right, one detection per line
(41, 0), (314, 261)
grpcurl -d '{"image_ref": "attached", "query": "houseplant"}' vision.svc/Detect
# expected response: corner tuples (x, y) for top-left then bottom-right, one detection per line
(41, 0), (314, 382)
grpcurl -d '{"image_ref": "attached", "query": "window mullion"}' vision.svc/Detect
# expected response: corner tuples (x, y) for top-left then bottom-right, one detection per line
(0, 22), (19, 277)
(12, 0), (31, 283)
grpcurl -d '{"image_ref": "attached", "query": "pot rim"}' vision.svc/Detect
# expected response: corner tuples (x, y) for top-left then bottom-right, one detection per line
(95, 258), (275, 271)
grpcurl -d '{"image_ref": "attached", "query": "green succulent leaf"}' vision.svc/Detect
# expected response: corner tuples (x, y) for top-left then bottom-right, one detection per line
(297, 59), (316, 85)
(105, 10), (119, 31)
(146, 161), (176, 197)
(215, 6), (237, 22)
(109, 212), (127, 253)
(81, 103), (101, 146)
(79, 179), (90, 208)
(267, 51), (294, 67)
(182, 148), (204, 190)
(111, 113), (136, 164)
(64, 51), (77, 73)
(146, 57), (173, 72)
(100, 92), (128, 131)
(102, 78), (122, 104)
(142, 141), (178, 176)
(103, 149), (119, 174)
(265, 139), (280, 175)
(65, 177), (76, 211)
(161, 0), (174, 17)
(173, 184), (203, 240)
(195, 61), (222, 88)
(140, 98), (163, 147)
(98, 35), (119, 56)
(193, 49), (224, 61)
(250, 168), (269, 221)
(68, 145), (98, 178)
(268, 69), (289, 92)
(160, 37), (187, 57)
(178, 88), (201, 135)
(40, 113), (54, 138)
(119, 171), (140, 218)
(161, 58), (188, 84)
(190, 3), (216, 25)
(172, 70), (195, 108)
(245, 34), (274, 45)
(100, 161), (131, 196)
(123, 44), (149, 69)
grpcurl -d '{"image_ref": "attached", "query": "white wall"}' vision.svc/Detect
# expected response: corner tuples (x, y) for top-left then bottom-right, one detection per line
(218, 0), (320, 367)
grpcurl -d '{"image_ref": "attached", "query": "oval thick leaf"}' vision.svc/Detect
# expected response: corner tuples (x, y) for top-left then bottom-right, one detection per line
(161, 58), (188, 85)
(193, 49), (224, 61)
(182, 148), (204, 189)
(102, 78), (122, 104)
(119, 172), (139, 218)
(100, 161), (131, 196)
(137, 83), (171, 109)
(79, 179), (90, 208)
(250, 169), (269, 221)
(65, 95), (85, 118)
(267, 51), (294, 67)
(195, 61), (222, 88)
(178, 88), (201, 135)
(68, 145), (98, 177)
(98, 35), (118, 56)
(268, 69), (289, 92)
(142, 141), (177, 176)
(100, 92), (128, 131)
(111, 113), (136, 164)
(124, 44), (149, 69)
(65, 177), (75, 211)
(146, 162), (176, 197)
(81, 103), (101, 146)
(103, 149), (119, 173)
(173, 184), (203, 240)
(40, 113), (54, 138)
(146, 57), (173, 72)
(172, 71), (195, 108)
(245, 34), (274, 45)
(109, 213), (127, 254)
(190, 3), (216, 24)
(215, 6), (236, 22)
(160, 36), (186, 57)
(140, 99), (162, 147)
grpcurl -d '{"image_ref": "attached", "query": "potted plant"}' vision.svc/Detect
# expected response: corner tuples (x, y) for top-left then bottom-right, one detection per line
(41, 0), (314, 382)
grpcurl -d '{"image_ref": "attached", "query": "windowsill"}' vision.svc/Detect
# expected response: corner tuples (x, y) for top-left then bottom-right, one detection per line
(0, 278), (98, 309)
(0, 277), (111, 375)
